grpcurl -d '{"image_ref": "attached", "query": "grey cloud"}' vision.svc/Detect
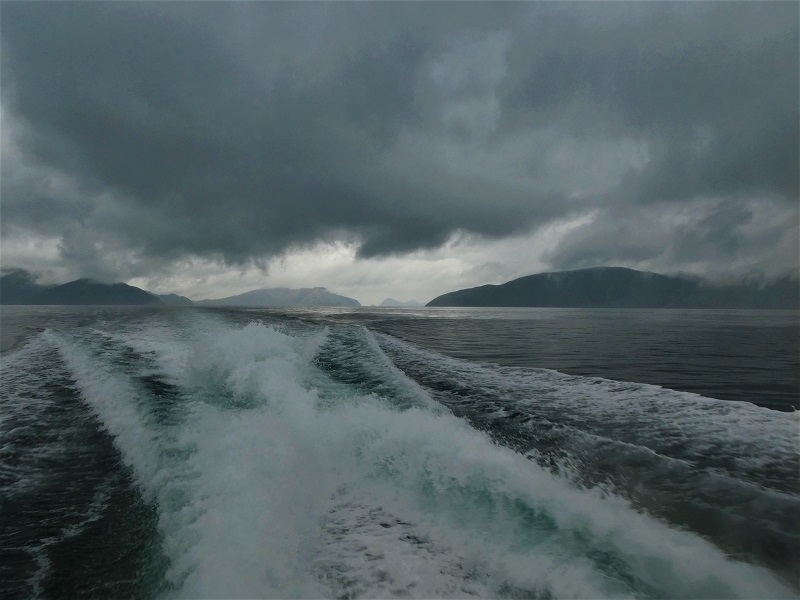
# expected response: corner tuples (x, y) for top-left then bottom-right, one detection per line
(1, 2), (797, 280)
(546, 198), (799, 280)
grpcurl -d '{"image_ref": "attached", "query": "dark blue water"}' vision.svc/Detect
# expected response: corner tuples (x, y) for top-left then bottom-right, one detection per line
(1, 306), (798, 598)
(322, 307), (800, 412)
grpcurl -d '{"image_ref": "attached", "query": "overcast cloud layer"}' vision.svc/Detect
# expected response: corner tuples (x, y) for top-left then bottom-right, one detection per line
(1, 2), (797, 301)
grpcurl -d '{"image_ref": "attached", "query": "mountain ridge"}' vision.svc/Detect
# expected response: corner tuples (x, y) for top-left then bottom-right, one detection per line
(0, 270), (163, 305)
(0, 268), (362, 307)
(157, 293), (194, 305)
(427, 267), (799, 309)
(196, 287), (360, 307)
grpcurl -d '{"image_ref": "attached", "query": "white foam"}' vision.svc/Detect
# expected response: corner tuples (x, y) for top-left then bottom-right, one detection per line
(374, 331), (800, 486)
(46, 331), (164, 496)
(174, 322), (797, 598)
(360, 326), (444, 413)
(48, 318), (797, 598)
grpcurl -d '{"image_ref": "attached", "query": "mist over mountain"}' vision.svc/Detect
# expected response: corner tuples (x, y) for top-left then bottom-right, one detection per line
(427, 267), (799, 309)
(0, 269), (162, 305)
(36, 280), (162, 305)
(197, 287), (360, 307)
(379, 298), (423, 307)
(1, 268), (363, 307)
(0, 268), (51, 304)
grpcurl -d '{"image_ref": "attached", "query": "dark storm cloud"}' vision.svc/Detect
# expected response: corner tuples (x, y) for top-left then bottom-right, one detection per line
(1, 2), (797, 278)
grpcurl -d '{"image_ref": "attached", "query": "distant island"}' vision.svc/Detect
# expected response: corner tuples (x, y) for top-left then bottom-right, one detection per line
(195, 287), (360, 307)
(0, 269), (361, 307)
(379, 298), (423, 307)
(427, 267), (799, 309)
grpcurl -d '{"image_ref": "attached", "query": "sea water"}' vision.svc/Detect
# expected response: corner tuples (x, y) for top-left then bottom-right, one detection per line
(1, 305), (798, 598)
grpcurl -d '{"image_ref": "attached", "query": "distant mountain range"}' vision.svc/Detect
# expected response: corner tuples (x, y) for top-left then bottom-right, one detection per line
(195, 287), (360, 307)
(379, 298), (423, 307)
(0, 268), (365, 307)
(427, 267), (799, 309)
(4, 266), (797, 309)
(0, 269), (162, 305)
(0, 270), (361, 307)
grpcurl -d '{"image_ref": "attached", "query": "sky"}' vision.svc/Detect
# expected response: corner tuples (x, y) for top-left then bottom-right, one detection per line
(1, 2), (797, 305)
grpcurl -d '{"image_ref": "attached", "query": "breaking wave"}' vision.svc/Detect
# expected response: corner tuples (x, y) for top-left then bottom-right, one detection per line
(1, 311), (797, 598)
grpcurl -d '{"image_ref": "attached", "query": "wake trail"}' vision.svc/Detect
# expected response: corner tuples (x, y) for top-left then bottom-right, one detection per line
(16, 317), (796, 599)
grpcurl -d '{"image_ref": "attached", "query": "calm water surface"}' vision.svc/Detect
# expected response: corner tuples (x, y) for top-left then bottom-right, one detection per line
(344, 307), (800, 411)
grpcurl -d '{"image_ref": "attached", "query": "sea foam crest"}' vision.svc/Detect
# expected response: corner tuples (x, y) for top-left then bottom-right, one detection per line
(173, 322), (795, 598)
(45, 330), (163, 496)
(45, 319), (797, 599)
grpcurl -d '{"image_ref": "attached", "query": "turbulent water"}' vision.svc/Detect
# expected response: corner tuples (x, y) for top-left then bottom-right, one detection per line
(1, 306), (798, 599)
